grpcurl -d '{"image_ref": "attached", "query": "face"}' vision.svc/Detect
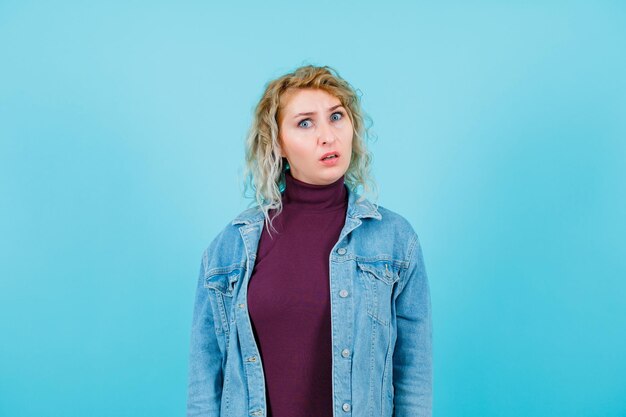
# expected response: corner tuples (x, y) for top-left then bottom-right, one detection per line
(277, 88), (353, 185)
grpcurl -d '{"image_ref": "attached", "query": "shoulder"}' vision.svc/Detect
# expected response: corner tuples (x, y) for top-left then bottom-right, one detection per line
(378, 205), (426, 264)
(376, 204), (415, 231)
(351, 199), (422, 265)
(200, 207), (258, 272)
(364, 202), (419, 241)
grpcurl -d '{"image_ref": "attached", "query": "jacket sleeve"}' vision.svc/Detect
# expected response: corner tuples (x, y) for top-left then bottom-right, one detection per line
(392, 233), (433, 417)
(186, 248), (223, 417)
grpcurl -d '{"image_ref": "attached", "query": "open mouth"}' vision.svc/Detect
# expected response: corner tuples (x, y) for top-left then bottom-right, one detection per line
(320, 152), (339, 161)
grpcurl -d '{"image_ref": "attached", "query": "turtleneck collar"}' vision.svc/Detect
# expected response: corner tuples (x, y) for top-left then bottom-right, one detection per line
(283, 169), (348, 212)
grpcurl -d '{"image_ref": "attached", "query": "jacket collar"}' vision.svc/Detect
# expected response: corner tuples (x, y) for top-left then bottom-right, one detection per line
(232, 185), (381, 226)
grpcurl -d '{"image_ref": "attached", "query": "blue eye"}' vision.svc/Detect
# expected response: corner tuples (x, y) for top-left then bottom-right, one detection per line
(331, 111), (344, 121)
(298, 119), (312, 128)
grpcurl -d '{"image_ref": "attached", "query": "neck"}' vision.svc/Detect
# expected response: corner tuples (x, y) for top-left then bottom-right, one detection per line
(283, 169), (348, 211)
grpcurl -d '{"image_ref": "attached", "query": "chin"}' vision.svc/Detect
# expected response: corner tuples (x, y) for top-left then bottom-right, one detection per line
(323, 170), (346, 183)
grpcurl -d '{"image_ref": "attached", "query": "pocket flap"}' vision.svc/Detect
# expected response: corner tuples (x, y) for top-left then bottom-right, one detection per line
(204, 264), (244, 296)
(356, 260), (400, 285)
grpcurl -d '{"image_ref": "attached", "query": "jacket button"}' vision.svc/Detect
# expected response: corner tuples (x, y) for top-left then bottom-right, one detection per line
(238, 303), (245, 309)
(341, 348), (350, 358)
(246, 356), (257, 362)
(339, 289), (349, 298)
(337, 247), (347, 255)
(342, 403), (351, 412)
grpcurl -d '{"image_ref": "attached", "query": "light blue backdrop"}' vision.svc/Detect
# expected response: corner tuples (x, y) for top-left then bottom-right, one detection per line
(1, 2), (624, 416)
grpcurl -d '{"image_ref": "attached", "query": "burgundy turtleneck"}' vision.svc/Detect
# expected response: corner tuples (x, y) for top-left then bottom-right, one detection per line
(247, 169), (348, 417)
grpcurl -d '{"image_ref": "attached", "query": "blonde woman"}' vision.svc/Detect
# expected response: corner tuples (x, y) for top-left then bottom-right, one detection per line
(187, 65), (432, 417)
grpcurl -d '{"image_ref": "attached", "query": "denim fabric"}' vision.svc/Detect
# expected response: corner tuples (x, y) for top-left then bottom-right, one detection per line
(187, 187), (432, 417)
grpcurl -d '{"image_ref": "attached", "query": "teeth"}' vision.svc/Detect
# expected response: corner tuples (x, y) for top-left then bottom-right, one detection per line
(323, 155), (337, 160)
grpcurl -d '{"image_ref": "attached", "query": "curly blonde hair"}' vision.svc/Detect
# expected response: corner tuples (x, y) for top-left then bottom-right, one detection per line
(242, 64), (378, 236)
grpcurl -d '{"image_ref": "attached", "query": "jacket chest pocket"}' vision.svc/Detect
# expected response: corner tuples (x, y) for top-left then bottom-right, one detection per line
(204, 265), (244, 335)
(356, 260), (400, 326)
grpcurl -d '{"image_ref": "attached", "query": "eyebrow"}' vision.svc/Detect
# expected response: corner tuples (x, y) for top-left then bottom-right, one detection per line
(293, 104), (345, 118)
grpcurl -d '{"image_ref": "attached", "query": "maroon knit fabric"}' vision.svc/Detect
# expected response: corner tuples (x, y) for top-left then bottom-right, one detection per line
(247, 169), (348, 417)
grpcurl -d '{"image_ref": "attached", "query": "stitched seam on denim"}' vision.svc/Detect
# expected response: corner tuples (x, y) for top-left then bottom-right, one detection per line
(223, 356), (231, 417)
(358, 262), (400, 326)
(398, 233), (419, 295)
(382, 319), (394, 408)
(239, 225), (267, 414)
(215, 292), (229, 334)
(368, 319), (377, 417)
(205, 262), (246, 277)
(355, 256), (409, 269)
(358, 269), (386, 327)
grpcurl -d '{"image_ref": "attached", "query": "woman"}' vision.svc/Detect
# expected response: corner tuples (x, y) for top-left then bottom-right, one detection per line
(187, 65), (432, 417)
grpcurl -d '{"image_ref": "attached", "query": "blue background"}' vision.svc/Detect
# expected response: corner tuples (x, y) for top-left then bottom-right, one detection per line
(1, 2), (625, 416)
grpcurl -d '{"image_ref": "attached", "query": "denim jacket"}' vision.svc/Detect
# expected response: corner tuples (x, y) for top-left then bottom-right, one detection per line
(187, 187), (432, 417)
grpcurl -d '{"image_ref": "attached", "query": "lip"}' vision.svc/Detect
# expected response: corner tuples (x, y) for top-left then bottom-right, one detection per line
(319, 152), (340, 167)
(319, 151), (340, 161)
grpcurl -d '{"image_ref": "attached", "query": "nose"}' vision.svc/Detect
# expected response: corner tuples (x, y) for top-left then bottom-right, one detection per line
(318, 119), (336, 145)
